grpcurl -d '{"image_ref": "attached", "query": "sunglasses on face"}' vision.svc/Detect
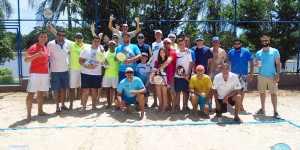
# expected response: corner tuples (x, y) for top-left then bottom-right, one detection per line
(163, 42), (170, 45)
(75, 37), (83, 39)
(233, 43), (241, 45)
(169, 36), (175, 39)
(113, 37), (119, 39)
(138, 37), (144, 39)
(122, 26), (128, 28)
(126, 71), (134, 74)
(57, 34), (66, 37)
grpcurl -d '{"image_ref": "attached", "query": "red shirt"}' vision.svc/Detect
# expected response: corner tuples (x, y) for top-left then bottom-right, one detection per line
(26, 43), (49, 74)
(168, 48), (177, 73)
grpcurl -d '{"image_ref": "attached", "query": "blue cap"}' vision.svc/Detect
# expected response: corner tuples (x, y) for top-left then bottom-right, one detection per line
(75, 32), (83, 38)
(137, 33), (144, 37)
(212, 37), (220, 42)
(196, 35), (204, 41)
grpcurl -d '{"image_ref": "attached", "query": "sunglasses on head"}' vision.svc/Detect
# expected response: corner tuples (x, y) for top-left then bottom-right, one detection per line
(126, 71), (134, 74)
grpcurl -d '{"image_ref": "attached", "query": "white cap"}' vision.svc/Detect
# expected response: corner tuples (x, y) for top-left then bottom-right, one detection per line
(163, 38), (171, 43)
(155, 30), (162, 35)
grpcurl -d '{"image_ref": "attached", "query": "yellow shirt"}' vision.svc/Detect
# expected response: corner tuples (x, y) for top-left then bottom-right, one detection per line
(189, 74), (212, 95)
(68, 41), (86, 70)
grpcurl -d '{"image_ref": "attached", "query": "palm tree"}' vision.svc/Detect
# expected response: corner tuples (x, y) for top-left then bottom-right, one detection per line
(28, 0), (79, 31)
(0, 0), (12, 18)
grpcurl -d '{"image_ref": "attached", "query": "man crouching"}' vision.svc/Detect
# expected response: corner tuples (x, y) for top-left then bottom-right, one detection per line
(116, 67), (147, 120)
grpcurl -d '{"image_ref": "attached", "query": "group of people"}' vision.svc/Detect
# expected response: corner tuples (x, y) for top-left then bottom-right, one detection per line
(25, 17), (281, 123)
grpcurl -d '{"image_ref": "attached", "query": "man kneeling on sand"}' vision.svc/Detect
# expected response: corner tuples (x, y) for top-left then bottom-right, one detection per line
(212, 63), (243, 123)
(116, 67), (147, 119)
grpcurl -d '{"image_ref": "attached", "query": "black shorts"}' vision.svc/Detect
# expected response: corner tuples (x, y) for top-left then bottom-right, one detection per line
(216, 96), (235, 114)
(175, 77), (189, 92)
(81, 73), (103, 89)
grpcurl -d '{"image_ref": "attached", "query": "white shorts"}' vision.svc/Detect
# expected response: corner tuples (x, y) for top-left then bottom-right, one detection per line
(69, 69), (81, 88)
(27, 73), (50, 92)
(102, 76), (118, 88)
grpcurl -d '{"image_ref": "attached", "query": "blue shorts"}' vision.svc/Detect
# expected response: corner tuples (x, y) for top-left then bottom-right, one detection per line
(190, 95), (211, 108)
(175, 77), (189, 92)
(51, 71), (69, 91)
(81, 73), (103, 89)
(144, 87), (149, 97)
(118, 71), (137, 83)
(121, 95), (137, 105)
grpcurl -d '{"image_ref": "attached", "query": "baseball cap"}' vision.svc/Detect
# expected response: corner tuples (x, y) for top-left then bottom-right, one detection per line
(196, 65), (205, 71)
(163, 38), (171, 43)
(155, 30), (162, 35)
(196, 35), (204, 41)
(141, 52), (148, 57)
(108, 40), (116, 45)
(212, 37), (220, 42)
(75, 32), (83, 38)
(125, 67), (134, 72)
(137, 33), (144, 37)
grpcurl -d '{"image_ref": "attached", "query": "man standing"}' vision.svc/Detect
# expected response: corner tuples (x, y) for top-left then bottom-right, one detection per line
(108, 16), (140, 45)
(117, 67), (147, 120)
(136, 33), (152, 64)
(227, 38), (254, 111)
(212, 63), (243, 123)
(115, 32), (142, 82)
(191, 35), (214, 77)
(25, 31), (49, 123)
(149, 30), (164, 108)
(210, 37), (227, 79)
(79, 36), (103, 114)
(47, 30), (70, 112)
(255, 36), (281, 119)
(168, 33), (178, 50)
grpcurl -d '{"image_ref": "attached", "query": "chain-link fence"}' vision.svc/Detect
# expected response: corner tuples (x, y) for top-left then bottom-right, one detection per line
(0, 0), (299, 84)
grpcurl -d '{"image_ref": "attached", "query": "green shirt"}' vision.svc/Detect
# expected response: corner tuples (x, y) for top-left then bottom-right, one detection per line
(104, 50), (120, 77)
(68, 40), (86, 70)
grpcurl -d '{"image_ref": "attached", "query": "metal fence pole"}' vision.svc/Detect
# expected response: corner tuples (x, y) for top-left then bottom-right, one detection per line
(95, 0), (98, 35)
(297, 24), (300, 75)
(166, 0), (170, 36)
(234, 0), (237, 38)
(17, 0), (22, 82)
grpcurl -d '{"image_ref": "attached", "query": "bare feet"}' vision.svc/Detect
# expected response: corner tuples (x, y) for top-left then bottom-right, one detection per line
(151, 103), (158, 108)
(105, 105), (111, 109)
(170, 109), (176, 114)
(182, 109), (188, 114)
(92, 107), (99, 111)
(80, 109), (86, 114)
(158, 110), (165, 115)
(38, 111), (49, 116)
(27, 116), (31, 123)
(194, 111), (199, 117)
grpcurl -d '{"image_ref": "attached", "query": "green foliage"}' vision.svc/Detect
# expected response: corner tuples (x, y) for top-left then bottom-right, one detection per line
(0, 33), (14, 65)
(0, 76), (13, 83)
(0, 68), (13, 83)
(0, 68), (13, 76)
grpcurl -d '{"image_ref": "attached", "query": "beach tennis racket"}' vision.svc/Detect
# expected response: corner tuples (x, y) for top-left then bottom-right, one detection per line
(43, 9), (53, 23)
(116, 53), (126, 61)
(153, 75), (164, 85)
(96, 52), (105, 62)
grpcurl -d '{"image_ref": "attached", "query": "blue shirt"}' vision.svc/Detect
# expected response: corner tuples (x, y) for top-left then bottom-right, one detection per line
(190, 49), (196, 62)
(191, 46), (213, 74)
(256, 47), (280, 77)
(117, 76), (145, 97)
(115, 44), (141, 72)
(137, 43), (150, 64)
(228, 48), (253, 75)
(137, 63), (151, 84)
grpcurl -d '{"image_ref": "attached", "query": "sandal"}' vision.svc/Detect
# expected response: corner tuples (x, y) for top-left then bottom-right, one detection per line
(234, 117), (243, 123)
(56, 108), (61, 113)
(61, 105), (69, 111)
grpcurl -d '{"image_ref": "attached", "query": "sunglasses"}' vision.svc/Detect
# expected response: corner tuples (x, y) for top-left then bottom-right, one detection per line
(126, 71), (134, 74)
(169, 36), (175, 39)
(57, 34), (66, 37)
(138, 37), (144, 39)
(233, 43), (241, 45)
(122, 26), (128, 28)
(113, 37), (119, 39)
(75, 37), (83, 39)
(163, 42), (170, 45)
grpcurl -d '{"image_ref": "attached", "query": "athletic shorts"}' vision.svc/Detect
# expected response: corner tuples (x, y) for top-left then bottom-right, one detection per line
(81, 73), (103, 89)
(175, 77), (189, 92)
(69, 68), (81, 88)
(257, 75), (278, 94)
(27, 73), (50, 92)
(121, 95), (137, 105)
(51, 71), (69, 91)
(189, 95), (211, 108)
(102, 76), (119, 88)
(237, 74), (248, 91)
(216, 96), (235, 114)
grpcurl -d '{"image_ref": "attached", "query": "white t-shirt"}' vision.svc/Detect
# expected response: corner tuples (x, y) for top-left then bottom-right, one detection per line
(174, 51), (192, 78)
(47, 40), (70, 72)
(113, 29), (136, 45)
(80, 46), (103, 75)
(151, 41), (163, 69)
(212, 72), (241, 99)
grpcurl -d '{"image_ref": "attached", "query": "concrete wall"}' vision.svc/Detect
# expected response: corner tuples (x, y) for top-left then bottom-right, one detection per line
(0, 75), (299, 92)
